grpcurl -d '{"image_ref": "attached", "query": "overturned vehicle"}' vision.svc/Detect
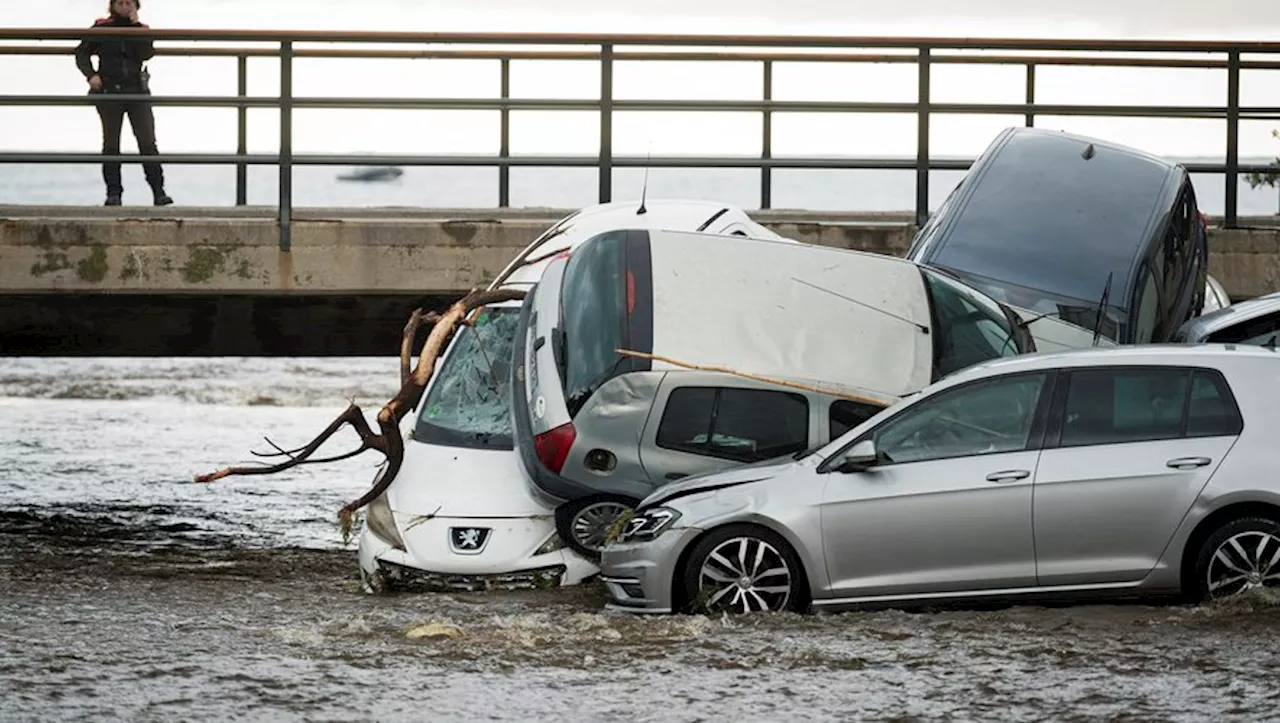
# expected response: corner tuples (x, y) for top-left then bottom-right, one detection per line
(513, 228), (1112, 557)
(908, 127), (1211, 344)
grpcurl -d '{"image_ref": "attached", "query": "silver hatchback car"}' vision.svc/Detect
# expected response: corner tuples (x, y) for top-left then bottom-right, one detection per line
(601, 345), (1280, 614)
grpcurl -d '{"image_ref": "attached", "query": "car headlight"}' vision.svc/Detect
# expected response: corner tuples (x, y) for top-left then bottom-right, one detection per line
(365, 491), (405, 551)
(534, 531), (566, 556)
(618, 507), (682, 543)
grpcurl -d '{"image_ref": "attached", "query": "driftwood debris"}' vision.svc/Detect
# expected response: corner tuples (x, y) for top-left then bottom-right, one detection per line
(194, 288), (526, 531)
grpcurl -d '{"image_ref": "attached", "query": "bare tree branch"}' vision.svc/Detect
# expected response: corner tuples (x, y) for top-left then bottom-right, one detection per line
(194, 288), (528, 528)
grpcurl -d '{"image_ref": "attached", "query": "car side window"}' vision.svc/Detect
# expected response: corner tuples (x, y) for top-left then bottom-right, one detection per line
(830, 400), (884, 440)
(1206, 311), (1280, 347)
(871, 373), (1047, 465)
(1059, 368), (1189, 447)
(1186, 370), (1244, 438)
(656, 388), (809, 463)
(1132, 268), (1162, 344)
(655, 387), (715, 452)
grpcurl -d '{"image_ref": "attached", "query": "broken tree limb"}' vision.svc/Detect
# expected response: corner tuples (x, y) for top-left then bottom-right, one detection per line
(194, 288), (527, 530)
(194, 403), (383, 483)
(399, 308), (426, 387)
(615, 348), (895, 408)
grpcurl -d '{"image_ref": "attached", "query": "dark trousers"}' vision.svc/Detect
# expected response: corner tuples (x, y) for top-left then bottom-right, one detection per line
(95, 96), (165, 195)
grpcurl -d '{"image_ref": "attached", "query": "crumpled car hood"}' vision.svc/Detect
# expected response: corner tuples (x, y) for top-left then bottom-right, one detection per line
(639, 456), (802, 509)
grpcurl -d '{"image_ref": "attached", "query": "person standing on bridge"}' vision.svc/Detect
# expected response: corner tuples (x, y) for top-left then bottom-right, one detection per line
(75, 0), (173, 207)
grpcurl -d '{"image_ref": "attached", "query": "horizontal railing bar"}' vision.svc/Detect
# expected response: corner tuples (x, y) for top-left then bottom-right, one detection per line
(0, 152), (1271, 173)
(7, 44), (1280, 69)
(5, 28), (1280, 54)
(4, 94), (1279, 119)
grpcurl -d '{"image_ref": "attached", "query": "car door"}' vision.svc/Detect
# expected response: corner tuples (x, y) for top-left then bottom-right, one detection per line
(638, 378), (816, 484)
(1032, 366), (1243, 586)
(819, 371), (1051, 600)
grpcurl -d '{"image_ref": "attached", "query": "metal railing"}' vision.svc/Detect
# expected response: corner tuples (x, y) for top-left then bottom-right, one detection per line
(2, 29), (1280, 251)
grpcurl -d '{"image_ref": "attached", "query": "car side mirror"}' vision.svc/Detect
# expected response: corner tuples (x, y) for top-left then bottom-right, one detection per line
(836, 440), (879, 473)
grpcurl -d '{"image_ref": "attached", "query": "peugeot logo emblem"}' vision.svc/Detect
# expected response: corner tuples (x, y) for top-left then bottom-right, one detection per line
(449, 527), (492, 555)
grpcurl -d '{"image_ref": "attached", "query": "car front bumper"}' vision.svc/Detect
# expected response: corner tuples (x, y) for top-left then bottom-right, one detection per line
(599, 526), (703, 614)
(357, 514), (599, 592)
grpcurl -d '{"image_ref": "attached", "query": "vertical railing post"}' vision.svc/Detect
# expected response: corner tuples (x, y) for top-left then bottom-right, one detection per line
(279, 40), (293, 252)
(916, 47), (931, 229)
(1225, 50), (1241, 229)
(761, 59), (773, 210)
(1025, 63), (1036, 127)
(499, 57), (511, 208)
(599, 43), (614, 204)
(236, 54), (248, 206)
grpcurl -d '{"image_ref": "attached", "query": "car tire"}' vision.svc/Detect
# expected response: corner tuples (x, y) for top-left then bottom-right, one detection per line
(555, 494), (638, 559)
(1190, 516), (1280, 602)
(681, 524), (807, 615)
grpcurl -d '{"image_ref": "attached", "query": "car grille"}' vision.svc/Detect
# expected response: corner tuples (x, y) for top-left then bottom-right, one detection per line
(376, 561), (567, 592)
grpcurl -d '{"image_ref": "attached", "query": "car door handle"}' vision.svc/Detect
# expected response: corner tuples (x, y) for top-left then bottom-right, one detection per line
(985, 469), (1031, 483)
(666, 473), (689, 481)
(1166, 457), (1212, 470)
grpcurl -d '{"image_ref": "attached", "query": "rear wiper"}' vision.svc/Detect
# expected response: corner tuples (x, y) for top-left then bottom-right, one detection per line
(792, 444), (824, 461)
(1013, 308), (1062, 329)
(565, 354), (626, 417)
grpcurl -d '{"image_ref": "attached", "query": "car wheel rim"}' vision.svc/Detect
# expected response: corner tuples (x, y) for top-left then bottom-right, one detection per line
(1206, 530), (1280, 599)
(571, 501), (632, 553)
(697, 536), (792, 614)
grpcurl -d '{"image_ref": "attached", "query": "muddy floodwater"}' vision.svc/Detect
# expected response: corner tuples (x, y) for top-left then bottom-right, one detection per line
(2, 359), (1279, 721)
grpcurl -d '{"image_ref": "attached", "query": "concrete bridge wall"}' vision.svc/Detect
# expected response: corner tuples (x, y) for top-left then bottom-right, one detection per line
(2, 206), (1278, 355)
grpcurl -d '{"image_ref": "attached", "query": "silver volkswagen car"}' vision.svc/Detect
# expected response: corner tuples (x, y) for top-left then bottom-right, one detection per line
(600, 344), (1280, 614)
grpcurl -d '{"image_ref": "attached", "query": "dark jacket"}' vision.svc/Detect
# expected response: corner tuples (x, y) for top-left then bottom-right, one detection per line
(75, 14), (154, 93)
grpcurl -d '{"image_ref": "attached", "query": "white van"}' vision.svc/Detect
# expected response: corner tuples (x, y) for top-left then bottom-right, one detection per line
(356, 200), (789, 591)
(513, 228), (1113, 556)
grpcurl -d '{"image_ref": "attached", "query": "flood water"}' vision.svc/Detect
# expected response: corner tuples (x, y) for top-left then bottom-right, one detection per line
(2, 358), (1279, 721)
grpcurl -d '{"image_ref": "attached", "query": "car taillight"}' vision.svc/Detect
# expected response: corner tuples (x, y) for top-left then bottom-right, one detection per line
(534, 422), (576, 474)
(627, 269), (636, 315)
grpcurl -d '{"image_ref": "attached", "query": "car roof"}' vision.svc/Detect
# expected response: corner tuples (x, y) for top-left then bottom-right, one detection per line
(942, 343), (1280, 385)
(1177, 291), (1280, 341)
(918, 126), (1184, 311)
(494, 200), (786, 288)
(638, 229), (934, 401)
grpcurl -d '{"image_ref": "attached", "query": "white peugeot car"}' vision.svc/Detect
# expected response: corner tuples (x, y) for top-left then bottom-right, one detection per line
(357, 200), (789, 592)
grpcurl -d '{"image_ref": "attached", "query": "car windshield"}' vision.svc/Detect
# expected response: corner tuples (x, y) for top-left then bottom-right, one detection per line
(414, 307), (520, 449)
(921, 268), (1024, 377)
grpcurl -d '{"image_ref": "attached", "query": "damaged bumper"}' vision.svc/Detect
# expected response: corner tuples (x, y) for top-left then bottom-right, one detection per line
(599, 526), (703, 614)
(357, 513), (598, 592)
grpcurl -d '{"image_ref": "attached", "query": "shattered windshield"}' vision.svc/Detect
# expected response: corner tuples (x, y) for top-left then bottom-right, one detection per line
(414, 307), (520, 450)
(922, 268), (1024, 378)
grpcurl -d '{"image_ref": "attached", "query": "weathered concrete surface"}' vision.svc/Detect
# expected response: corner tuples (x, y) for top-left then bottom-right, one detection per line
(1, 206), (1277, 299)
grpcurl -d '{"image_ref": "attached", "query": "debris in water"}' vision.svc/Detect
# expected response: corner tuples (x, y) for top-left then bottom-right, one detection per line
(405, 622), (465, 640)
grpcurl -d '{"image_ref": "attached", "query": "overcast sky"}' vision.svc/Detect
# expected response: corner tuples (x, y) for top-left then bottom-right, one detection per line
(8, 0), (1280, 38)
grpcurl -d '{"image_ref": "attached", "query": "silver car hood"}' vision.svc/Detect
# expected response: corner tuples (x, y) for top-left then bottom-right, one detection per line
(639, 456), (802, 509)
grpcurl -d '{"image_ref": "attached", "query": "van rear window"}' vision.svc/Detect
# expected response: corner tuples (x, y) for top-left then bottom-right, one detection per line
(559, 232), (627, 415)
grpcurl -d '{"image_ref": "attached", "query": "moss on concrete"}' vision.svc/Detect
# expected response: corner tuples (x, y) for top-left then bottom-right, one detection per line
(30, 251), (72, 277)
(120, 254), (141, 281)
(181, 246), (228, 284)
(76, 245), (109, 283)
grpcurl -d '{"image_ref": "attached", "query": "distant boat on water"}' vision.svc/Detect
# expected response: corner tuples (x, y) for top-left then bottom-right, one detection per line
(336, 166), (405, 182)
